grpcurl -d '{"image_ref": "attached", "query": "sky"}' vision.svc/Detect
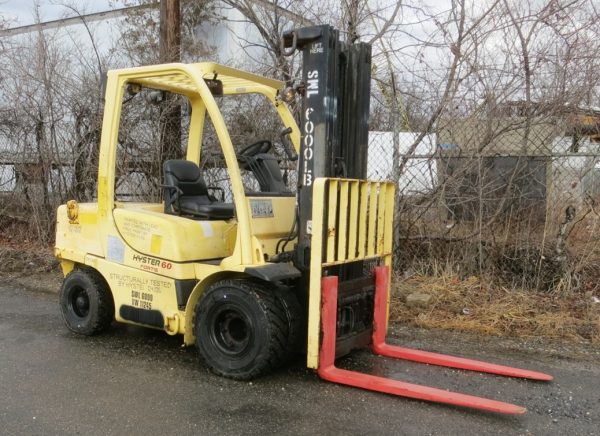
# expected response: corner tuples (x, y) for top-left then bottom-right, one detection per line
(1, 0), (120, 26)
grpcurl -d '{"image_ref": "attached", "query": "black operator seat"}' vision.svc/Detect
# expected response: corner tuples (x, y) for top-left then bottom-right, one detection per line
(162, 160), (235, 220)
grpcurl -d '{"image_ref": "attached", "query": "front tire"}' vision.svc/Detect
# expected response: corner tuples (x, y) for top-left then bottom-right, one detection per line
(194, 279), (288, 380)
(275, 287), (303, 361)
(59, 268), (114, 336)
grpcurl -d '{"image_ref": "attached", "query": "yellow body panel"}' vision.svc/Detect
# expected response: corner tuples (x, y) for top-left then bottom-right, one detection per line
(246, 196), (296, 257)
(55, 203), (103, 262)
(90, 256), (183, 332)
(113, 206), (237, 262)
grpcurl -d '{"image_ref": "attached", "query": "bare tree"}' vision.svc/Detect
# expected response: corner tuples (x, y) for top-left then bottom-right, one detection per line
(220, 0), (310, 81)
(0, 1), (113, 239)
(113, 0), (216, 65)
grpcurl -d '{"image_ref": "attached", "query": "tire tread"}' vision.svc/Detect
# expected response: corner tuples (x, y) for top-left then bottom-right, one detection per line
(195, 279), (289, 380)
(60, 267), (114, 336)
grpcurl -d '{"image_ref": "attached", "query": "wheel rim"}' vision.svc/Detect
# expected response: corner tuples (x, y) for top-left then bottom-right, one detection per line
(210, 307), (252, 355)
(69, 286), (90, 318)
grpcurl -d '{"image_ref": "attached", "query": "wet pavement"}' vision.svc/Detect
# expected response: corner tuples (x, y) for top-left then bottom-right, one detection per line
(0, 280), (599, 435)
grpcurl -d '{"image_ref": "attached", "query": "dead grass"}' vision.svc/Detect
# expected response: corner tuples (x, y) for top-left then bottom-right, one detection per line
(0, 216), (58, 274)
(0, 237), (57, 275)
(390, 274), (600, 344)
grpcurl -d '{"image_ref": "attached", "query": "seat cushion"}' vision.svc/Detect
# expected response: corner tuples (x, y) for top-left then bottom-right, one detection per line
(179, 198), (235, 220)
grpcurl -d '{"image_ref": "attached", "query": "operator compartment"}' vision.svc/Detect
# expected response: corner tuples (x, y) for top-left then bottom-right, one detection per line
(98, 63), (300, 266)
(197, 84), (299, 259)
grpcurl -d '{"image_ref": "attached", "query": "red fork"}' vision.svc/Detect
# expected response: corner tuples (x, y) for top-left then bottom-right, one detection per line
(317, 267), (552, 414)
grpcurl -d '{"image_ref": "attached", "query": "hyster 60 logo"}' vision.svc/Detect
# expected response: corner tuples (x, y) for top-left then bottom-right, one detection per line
(302, 69), (319, 187)
(132, 254), (172, 271)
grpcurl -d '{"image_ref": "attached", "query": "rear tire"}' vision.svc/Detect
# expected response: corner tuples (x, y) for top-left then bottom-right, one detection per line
(194, 279), (287, 380)
(59, 268), (114, 336)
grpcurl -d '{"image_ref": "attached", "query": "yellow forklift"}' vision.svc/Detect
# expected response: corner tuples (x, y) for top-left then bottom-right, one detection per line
(55, 25), (551, 414)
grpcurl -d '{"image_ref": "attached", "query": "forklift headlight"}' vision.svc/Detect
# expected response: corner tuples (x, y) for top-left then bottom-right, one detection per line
(281, 86), (296, 103)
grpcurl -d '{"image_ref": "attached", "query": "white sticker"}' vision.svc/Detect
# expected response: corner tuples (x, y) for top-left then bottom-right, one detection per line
(107, 235), (125, 263)
(250, 199), (274, 218)
(198, 221), (214, 237)
(306, 220), (312, 235)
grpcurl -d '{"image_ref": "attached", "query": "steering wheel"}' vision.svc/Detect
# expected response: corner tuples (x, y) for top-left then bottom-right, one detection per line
(239, 139), (272, 158)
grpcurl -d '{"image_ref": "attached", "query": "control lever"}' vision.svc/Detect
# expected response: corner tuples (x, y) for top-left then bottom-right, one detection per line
(280, 127), (298, 161)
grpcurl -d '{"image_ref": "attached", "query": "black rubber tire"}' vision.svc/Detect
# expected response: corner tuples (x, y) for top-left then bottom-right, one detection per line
(194, 279), (288, 380)
(59, 268), (114, 336)
(274, 287), (304, 361)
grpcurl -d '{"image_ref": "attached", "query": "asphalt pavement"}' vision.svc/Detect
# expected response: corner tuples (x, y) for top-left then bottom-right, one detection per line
(0, 279), (598, 435)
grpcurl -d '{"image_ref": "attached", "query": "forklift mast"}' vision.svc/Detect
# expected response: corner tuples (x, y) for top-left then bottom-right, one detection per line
(283, 25), (377, 358)
(283, 25), (372, 270)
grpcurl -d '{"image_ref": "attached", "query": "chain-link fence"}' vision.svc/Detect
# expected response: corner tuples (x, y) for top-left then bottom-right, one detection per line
(0, 130), (73, 241)
(3, 85), (600, 293)
(368, 110), (600, 292)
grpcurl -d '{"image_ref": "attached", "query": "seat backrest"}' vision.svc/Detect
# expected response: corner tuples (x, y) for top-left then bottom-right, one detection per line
(163, 159), (235, 220)
(163, 160), (209, 196)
